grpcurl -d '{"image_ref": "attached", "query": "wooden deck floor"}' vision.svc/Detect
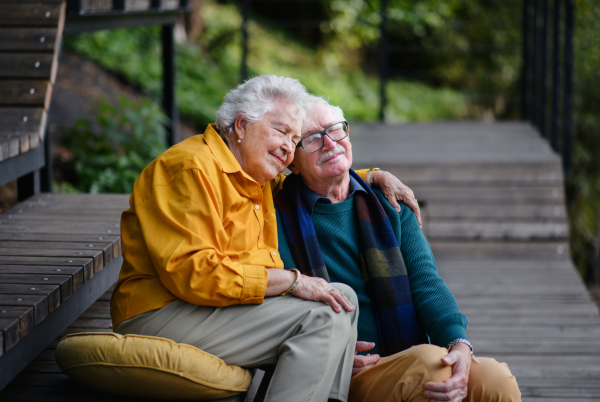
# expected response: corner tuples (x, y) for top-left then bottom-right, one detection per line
(2, 121), (600, 401)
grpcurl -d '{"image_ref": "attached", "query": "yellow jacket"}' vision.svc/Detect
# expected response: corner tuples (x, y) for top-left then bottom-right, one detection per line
(111, 124), (369, 327)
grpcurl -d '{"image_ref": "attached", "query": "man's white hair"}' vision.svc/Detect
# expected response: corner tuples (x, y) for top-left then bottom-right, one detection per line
(302, 95), (345, 135)
(215, 75), (310, 139)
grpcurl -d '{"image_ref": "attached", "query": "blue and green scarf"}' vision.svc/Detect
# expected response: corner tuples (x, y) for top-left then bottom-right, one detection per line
(274, 170), (428, 356)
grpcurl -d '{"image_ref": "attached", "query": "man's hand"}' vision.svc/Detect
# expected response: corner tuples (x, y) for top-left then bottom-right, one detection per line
(352, 341), (380, 376)
(423, 343), (472, 401)
(372, 170), (422, 228)
(291, 275), (356, 313)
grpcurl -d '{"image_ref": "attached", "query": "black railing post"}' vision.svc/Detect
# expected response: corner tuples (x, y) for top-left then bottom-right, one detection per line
(40, 125), (52, 192)
(66, 0), (82, 15)
(17, 170), (41, 202)
(540, 0), (548, 138)
(378, 0), (389, 122)
(521, 0), (530, 121)
(113, 0), (125, 11)
(551, 0), (561, 150)
(531, 0), (539, 128)
(563, 0), (574, 172)
(162, 24), (180, 146)
(241, 0), (250, 82)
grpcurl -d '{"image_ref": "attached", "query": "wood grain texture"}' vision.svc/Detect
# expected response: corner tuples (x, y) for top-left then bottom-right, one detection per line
(0, 2), (64, 26)
(0, 28), (57, 51)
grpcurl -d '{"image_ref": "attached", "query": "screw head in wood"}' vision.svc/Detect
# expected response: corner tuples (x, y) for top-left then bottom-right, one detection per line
(35, 61), (40, 68)
(22, 116), (28, 122)
(30, 88), (35, 94)
(40, 37), (46, 43)
(45, 11), (51, 17)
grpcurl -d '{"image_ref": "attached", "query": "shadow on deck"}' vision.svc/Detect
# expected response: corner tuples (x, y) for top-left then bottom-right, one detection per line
(1, 121), (599, 401)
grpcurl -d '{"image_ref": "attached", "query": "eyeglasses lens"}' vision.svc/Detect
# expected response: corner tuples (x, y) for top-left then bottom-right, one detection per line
(302, 122), (348, 153)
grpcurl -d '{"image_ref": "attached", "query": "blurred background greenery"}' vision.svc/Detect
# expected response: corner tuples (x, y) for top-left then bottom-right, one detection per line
(57, 0), (598, 288)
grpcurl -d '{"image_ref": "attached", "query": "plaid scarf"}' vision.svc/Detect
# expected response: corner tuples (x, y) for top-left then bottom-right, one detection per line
(274, 170), (428, 356)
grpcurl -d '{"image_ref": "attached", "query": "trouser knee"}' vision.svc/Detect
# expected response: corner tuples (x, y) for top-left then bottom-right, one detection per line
(402, 344), (452, 383)
(468, 357), (521, 402)
(331, 282), (359, 310)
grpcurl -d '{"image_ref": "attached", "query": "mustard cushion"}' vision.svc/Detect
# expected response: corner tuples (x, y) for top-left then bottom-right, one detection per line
(56, 332), (252, 400)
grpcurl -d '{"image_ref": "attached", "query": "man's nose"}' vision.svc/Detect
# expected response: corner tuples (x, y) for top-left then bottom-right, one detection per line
(322, 134), (336, 150)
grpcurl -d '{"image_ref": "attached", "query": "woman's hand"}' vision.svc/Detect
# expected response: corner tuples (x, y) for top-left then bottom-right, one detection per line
(372, 170), (422, 228)
(292, 275), (356, 313)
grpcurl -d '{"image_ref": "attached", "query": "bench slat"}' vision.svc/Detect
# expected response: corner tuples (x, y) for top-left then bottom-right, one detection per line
(0, 80), (51, 107)
(0, 284), (60, 314)
(0, 266), (83, 295)
(0, 28), (57, 51)
(0, 241), (114, 267)
(0, 306), (35, 342)
(0, 274), (72, 303)
(0, 257), (94, 282)
(0, 249), (103, 273)
(0, 294), (48, 326)
(0, 2), (64, 27)
(0, 317), (20, 353)
(0, 107), (45, 130)
(0, 135), (21, 162)
(0, 53), (54, 78)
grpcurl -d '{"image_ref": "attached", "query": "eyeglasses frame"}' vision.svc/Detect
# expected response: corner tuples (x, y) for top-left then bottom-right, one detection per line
(295, 121), (349, 154)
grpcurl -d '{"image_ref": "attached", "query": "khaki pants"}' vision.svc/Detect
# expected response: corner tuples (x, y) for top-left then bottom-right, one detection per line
(349, 344), (521, 402)
(115, 283), (359, 402)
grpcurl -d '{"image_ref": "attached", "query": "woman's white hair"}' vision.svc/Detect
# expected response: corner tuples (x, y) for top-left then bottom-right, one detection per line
(302, 95), (345, 135)
(215, 75), (310, 139)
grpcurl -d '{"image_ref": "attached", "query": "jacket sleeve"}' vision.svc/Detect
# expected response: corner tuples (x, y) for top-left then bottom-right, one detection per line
(135, 168), (268, 307)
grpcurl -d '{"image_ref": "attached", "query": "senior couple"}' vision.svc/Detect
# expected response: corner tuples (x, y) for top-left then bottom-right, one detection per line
(111, 75), (520, 402)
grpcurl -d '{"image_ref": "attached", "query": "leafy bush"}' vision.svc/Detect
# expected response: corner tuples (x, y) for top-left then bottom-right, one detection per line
(60, 96), (167, 193)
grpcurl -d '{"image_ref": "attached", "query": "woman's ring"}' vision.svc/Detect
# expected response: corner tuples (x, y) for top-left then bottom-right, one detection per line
(330, 288), (336, 295)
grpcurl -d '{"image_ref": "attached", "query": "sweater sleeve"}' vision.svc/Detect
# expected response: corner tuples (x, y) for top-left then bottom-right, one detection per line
(374, 191), (468, 347)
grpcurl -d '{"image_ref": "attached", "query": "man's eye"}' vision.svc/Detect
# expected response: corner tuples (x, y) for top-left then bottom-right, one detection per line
(304, 135), (320, 145)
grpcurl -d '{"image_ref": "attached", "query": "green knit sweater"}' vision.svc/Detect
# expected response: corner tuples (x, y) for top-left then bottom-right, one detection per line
(275, 190), (467, 355)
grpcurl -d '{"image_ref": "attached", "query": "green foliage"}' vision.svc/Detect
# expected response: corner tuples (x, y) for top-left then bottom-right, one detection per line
(61, 96), (167, 194)
(63, 0), (468, 128)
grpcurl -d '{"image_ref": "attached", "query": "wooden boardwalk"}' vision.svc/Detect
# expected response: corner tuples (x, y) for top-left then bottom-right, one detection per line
(1, 121), (600, 401)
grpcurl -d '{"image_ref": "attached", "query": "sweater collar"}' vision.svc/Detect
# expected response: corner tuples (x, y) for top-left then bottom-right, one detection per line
(299, 173), (366, 216)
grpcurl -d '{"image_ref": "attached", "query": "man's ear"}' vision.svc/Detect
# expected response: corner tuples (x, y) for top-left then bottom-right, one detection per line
(288, 162), (300, 175)
(233, 114), (246, 140)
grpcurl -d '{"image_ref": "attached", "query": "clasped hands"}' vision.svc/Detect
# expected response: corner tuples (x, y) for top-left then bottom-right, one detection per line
(352, 341), (472, 402)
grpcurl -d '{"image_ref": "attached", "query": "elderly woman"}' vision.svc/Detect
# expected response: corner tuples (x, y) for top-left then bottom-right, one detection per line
(111, 75), (416, 401)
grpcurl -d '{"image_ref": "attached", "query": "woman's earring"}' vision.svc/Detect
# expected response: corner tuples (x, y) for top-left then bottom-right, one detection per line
(237, 139), (242, 143)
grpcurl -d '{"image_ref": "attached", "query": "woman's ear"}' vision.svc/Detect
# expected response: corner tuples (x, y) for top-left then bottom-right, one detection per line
(233, 114), (246, 141)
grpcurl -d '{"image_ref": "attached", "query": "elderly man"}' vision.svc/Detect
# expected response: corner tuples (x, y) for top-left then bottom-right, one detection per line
(273, 97), (521, 402)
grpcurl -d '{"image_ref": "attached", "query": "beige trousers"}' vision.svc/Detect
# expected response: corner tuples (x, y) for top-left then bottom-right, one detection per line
(115, 283), (359, 402)
(349, 344), (521, 402)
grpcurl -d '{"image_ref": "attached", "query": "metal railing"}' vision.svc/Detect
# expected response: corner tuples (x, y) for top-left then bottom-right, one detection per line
(521, 0), (574, 172)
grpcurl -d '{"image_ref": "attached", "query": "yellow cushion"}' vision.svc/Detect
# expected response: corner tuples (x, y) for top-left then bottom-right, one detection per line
(56, 332), (252, 400)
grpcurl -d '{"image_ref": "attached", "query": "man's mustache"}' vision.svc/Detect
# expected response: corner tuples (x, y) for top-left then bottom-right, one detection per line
(317, 143), (346, 165)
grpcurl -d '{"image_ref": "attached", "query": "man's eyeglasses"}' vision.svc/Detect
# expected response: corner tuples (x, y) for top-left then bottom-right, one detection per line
(296, 121), (349, 153)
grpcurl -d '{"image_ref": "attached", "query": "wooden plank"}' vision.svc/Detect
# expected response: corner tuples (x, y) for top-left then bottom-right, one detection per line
(0, 133), (20, 161)
(409, 185), (566, 204)
(0, 79), (50, 107)
(426, 204), (567, 221)
(430, 241), (572, 260)
(0, 284), (60, 313)
(0, 317), (20, 352)
(69, 317), (112, 329)
(0, 294), (47, 325)
(0, 53), (54, 78)
(427, 221), (569, 240)
(0, 266), (83, 292)
(0, 306), (35, 339)
(0, 248), (104, 273)
(0, 2), (64, 26)
(0, 257), (93, 282)
(0, 27), (57, 51)
(0, 275), (71, 304)
(0, 241), (114, 266)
